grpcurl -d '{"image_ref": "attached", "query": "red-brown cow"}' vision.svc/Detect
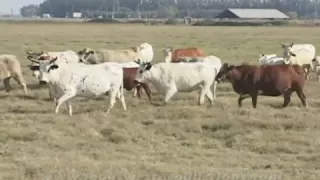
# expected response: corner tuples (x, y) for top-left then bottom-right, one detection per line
(123, 67), (151, 101)
(163, 47), (205, 63)
(215, 63), (307, 108)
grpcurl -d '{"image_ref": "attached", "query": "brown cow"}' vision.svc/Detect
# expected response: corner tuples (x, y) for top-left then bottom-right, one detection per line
(163, 47), (205, 63)
(123, 67), (151, 101)
(215, 63), (307, 108)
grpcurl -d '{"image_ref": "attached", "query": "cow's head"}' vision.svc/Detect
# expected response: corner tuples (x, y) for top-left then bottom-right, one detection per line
(163, 47), (173, 63)
(312, 57), (319, 72)
(215, 63), (234, 83)
(77, 48), (94, 63)
(27, 51), (55, 83)
(37, 56), (59, 83)
(281, 42), (296, 64)
(133, 59), (153, 83)
(28, 64), (41, 79)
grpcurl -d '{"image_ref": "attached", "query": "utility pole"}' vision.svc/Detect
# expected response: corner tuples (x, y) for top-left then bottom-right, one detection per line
(112, 0), (115, 19)
(187, 0), (190, 17)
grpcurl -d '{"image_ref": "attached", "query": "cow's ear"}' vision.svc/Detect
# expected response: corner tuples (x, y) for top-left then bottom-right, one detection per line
(48, 64), (59, 72)
(290, 52), (296, 57)
(132, 47), (138, 52)
(29, 65), (39, 71)
(145, 64), (152, 71)
(222, 63), (229, 68)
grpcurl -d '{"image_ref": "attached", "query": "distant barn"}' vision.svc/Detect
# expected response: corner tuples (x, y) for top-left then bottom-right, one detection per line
(216, 8), (290, 20)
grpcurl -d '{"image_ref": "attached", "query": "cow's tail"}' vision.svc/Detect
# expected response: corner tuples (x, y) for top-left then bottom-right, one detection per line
(211, 66), (219, 99)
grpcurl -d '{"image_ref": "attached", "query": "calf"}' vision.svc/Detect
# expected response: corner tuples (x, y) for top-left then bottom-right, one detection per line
(37, 57), (127, 116)
(134, 60), (216, 105)
(123, 67), (151, 101)
(215, 63), (307, 108)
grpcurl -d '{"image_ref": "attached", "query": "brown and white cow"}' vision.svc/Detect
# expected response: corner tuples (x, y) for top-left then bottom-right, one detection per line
(163, 47), (205, 63)
(123, 67), (152, 101)
(215, 63), (307, 108)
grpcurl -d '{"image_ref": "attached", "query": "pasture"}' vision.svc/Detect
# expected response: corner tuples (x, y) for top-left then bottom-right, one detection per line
(0, 22), (319, 180)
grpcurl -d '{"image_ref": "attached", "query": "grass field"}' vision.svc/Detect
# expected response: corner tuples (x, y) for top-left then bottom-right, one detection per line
(0, 22), (319, 180)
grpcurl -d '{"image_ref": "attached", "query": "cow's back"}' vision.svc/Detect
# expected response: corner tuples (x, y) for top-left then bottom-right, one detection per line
(99, 49), (138, 63)
(289, 44), (316, 65)
(158, 62), (214, 91)
(172, 48), (205, 61)
(56, 63), (121, 96)
(256, 64), (305, 95)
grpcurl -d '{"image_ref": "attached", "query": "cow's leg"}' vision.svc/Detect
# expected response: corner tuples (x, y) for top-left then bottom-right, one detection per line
(304, 66), (310, 80)
(141, 83), (152, 101)
(117, 85), (127, 111)
(3, 77), (12, 94)
(237, 94), (250, 107)
(55, 91), (75, 115)
(136, 85), (142, 99)
(204, 88), (214, 106)
(282, 89), (293, 107)
(212, 80), (218, 99)
(163, 86), (177, 104)
(251, 92), (258, 108)
(66, 100), (72, 116)
(12, 75), (28, 95)
(198, 86), (208, 105)
(133, 86), (138, 97)
(295, 89), (308, 108)
(106, 89), (117, 113)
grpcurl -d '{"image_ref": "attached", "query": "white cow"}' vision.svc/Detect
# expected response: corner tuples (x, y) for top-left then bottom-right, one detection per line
(281, 42), (316, 79)
(37, 57), (127, 116)
(258, 54), (285, 65)
(134, 60), (216, 105)
(27, 50), (80, 79)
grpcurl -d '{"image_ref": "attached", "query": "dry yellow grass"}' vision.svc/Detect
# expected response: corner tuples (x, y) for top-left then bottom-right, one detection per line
(0, 22), (319, 180)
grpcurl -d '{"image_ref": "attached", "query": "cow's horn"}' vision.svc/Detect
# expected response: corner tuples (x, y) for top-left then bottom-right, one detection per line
(49, 56), (58, 64)
(26, 50), (33, 55)
(27, 56), (40, 63)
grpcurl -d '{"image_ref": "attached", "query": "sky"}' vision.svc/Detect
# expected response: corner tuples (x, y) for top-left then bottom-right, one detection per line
(0, 0), (44, 15)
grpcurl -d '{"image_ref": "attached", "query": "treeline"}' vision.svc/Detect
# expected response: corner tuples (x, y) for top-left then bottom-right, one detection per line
(20, 0), (320, 19)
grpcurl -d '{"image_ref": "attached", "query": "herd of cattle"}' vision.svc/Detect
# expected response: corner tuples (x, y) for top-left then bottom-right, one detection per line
(0, 42), (319, 116)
